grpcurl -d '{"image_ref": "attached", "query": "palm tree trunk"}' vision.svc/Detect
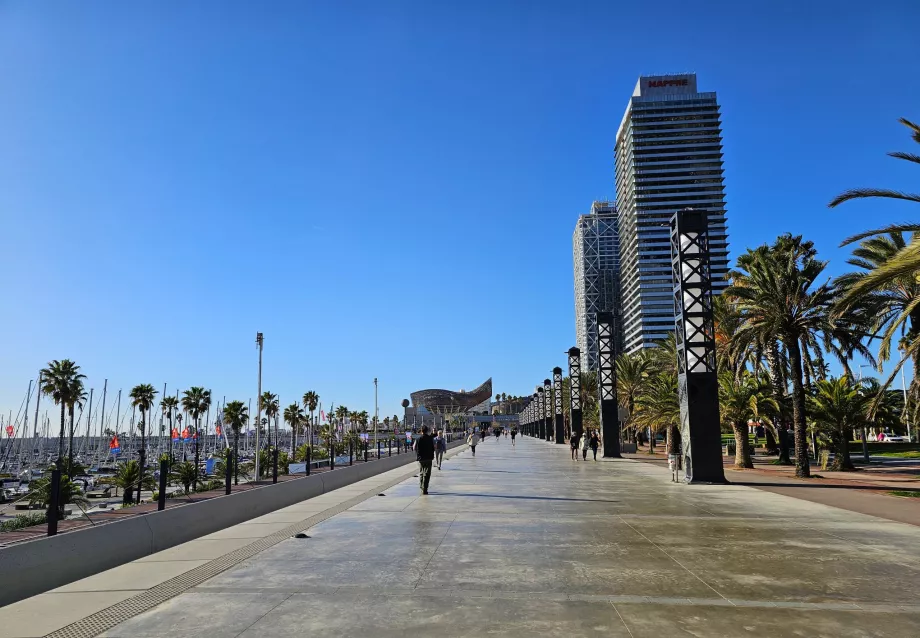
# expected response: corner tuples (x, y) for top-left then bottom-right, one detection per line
(765, 344), (786, 459)
(830, 428), (854, 471)
(194, 415), (200, 491)
(786, 338), (811, 478)
(58, 403), (66, 464)
(67, 406), (75, 475)
(732, 420), (753, 468)
(667, 423), (680, 455)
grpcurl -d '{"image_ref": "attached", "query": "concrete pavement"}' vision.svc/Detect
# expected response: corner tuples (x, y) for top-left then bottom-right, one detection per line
(4, 435), (920, 637)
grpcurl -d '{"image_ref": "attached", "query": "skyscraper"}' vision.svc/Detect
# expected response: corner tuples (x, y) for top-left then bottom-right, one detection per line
(614, 73), (730, 354)
(573, 201), (623, 371)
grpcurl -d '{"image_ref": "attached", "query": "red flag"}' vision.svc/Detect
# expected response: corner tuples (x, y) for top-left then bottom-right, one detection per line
(216, 424), (222, 436)
(181, 428), (190, 441)
(5, 425), (13, 437)
(109, 435), (121, 453)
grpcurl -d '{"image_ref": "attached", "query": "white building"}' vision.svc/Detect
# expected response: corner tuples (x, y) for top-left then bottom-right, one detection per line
(614, 73), (730, 354)
(573, 201), (623, 371)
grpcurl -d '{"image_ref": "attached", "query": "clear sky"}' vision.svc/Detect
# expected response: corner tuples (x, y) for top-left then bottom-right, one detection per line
(1, 0), (918, 431)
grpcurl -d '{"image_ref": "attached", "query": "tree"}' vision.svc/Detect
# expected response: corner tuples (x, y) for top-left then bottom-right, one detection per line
(260, 392), (280, 448)
(129, 384), (157, 502)
(579, 371), (599, 433)
(718, 372), (777, 469)
(65, 378), (88, 476)
(40, 359), (86, 464)
(808, 377), (871, 471)
(161, 395), (179, 461)
(181, 387), (211, 489)
(170, 461), (199, 494)
(634, 371), (680, 455)
(284, 403), (305, 447)
(727, 236), (836, 478)
(222, 401), (249, 484)
(302, 391), (319, 445)
(616, 351), (652, 444)
(112, 460), (156, 505)
(28, 474), (89, 517)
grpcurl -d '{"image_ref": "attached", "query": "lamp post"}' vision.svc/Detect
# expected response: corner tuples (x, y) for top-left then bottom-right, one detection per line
(568, 347), (583, 439)
(536, 388), (544, 440)
(543, 380), (552, 442)
(553, 368), (565, 444)
(374, 378), (378, 450)
(596, 312), (620, 457)
(670, 209), (724, 483)
(255, 332), (263, 482)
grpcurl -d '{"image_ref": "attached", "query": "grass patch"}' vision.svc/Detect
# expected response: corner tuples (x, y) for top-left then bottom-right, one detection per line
(874, 451), (920, 459)
(888, 490), (920, 498)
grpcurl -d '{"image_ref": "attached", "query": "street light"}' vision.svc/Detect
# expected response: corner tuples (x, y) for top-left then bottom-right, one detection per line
(255, 332), (263, 481)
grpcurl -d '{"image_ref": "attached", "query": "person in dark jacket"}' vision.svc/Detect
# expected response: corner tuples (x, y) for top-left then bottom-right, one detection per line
(414, 425), (435, 494)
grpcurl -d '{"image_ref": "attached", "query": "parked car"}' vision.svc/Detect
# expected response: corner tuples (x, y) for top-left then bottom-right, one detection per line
(883, 435), (909, 443)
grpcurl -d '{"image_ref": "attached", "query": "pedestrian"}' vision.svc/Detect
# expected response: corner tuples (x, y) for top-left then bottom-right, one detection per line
(510, 428), (517, 447)
(434, 429), (447, 470)
(413, 425), (435, 495)
(590, 430), (600, 461)
(570, 431), (581, 461)
(581, 430), (590, 460)
(467, 430), (480, 456)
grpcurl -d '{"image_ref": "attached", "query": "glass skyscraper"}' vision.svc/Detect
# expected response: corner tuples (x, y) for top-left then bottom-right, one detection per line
(614, 73), (730, 354)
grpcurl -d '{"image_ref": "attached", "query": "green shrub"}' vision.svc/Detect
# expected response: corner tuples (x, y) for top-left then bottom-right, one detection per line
(0, 512), (48, 532)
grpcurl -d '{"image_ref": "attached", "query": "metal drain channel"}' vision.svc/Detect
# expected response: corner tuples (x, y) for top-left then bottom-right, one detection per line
(44, 465), (424, 638)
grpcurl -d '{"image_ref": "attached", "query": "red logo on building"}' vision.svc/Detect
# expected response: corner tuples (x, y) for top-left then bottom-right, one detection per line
(647, 79), (689, 88)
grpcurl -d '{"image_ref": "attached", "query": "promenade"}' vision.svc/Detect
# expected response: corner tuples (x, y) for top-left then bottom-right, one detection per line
(4, 435), (920, 637)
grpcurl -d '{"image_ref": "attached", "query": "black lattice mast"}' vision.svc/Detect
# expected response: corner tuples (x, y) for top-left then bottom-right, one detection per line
(568, 347), (583, 438)
(671, 208), (724, 483)
(543, 379), (552, 442)
(596, 312), (620, 457)
(536, 387), (545, 440)
(553, 367), (565, 444)
(532, 392), (538, 438)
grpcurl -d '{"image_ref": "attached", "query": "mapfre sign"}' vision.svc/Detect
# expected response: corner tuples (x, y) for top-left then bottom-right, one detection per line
(647, 78), (689, 88)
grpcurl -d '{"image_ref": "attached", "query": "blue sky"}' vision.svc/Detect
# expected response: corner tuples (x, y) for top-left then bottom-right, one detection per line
(1, 0), (918, 431)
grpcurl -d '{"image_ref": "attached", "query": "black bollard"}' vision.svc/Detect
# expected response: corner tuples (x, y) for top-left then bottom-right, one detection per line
(306, 445), (311, 476)
(364, 441), (368, 462)
(377, 440), (381, 459)
(272, 448), (279, 484)
(388, 438), (392, 457)
(225, 451), (232, 495)
(47, 467), (61, 537)
(349, 441), (353, 466)
(158, 460), (168, 511)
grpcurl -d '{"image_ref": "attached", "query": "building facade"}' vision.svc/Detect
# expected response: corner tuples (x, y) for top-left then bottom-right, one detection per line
(573, 201), (623, 371)
(614, 73), (730, 354)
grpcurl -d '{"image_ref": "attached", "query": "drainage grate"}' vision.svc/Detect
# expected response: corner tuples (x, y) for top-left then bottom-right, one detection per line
(44, 464), (425, 638)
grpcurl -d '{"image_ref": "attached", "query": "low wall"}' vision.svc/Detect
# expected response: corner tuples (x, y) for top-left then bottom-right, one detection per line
(0, 440), (466, 607)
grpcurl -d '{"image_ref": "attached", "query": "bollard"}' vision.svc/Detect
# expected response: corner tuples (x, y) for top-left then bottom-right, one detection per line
(225, 451), (232, 495)
(377, 440), (381, 459)
(364, 441), (368, 462)
(272, 448), (279, 484)
(349, 441), (353, 466)
(158, 460), (168, 511)
(388, 438), (392, 457)
(47, 467), (61, 537)
(397, 438), (400, 454)
(306, 445), (311, 476)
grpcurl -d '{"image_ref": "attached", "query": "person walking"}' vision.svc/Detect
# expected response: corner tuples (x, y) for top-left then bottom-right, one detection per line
(414, 425), (435, 495)
(510, 428), (517, 447)
(581, 429), (590, 460)
(434, 429), (447, 470)
(467, 430), (480, 456)
(570, 431), (581, 461)
(589, 430), (600, 461)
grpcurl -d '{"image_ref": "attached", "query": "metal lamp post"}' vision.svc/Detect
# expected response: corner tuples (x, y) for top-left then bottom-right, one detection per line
(255, 332), (263, 481)
(568, 347), (583, 439)
(597, 312), (620, 457)
(553, 368), (565, 444)
(543, 379), (553, 442)
(670, 208), (724, 483)
(536, 388), (544, 440)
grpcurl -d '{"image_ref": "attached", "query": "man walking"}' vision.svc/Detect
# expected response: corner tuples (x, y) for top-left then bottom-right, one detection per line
(414, 425), (435, 495)
(467, 429), (481, 456)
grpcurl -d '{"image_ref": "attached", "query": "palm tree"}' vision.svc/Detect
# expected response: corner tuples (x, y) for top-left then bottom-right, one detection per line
(129, 384), (158, 502)
(808, 377), (871, 471)
(40, 359), (86, 465)
(170, 461), (199, 494)
(161, 395), (179, 463)
(259, 391), (279, 448)
(727, 236), (837, 478)
(181, 387), (211, 490)
(284, 403), (304, 449)
(28, 474), (90, 517)
(634, 370), (681, 455)
(616, 351), (652, 444)
(112, 460), (156, 505)
(65, 378), (88, 476)
(222, 400), (248, 484)
(718, 371), (778, 469)
(302, 391), (319, 447)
